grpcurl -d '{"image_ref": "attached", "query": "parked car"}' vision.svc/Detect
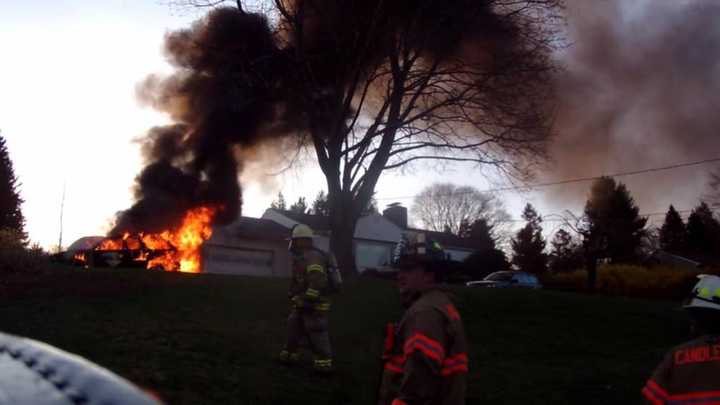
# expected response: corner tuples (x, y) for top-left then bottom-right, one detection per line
(466, 271), (542, 289)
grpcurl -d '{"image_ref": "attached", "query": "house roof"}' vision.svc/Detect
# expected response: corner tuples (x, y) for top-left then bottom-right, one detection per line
(406, 228), (481, 251)
(650, 250), (702, 268)
(273, 210), (331, 231)
(224, 217), (291, 241)
(66, 236), (105, 252)
(269, 209), (481, 250)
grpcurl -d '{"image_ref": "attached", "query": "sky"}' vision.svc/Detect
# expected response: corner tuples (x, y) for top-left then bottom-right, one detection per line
(1, 1), (717, 249)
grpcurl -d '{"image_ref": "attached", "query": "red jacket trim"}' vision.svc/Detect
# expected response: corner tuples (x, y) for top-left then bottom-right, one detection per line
(404, 333), (445, 363)
(446, 304), (461, 320)
(441, 353), (469, 376)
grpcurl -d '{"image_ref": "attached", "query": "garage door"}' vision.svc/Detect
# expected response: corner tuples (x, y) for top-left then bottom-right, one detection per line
(203, 245), (274, 276)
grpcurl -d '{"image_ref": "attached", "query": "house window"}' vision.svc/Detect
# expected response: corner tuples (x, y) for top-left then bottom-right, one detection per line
(355, 242), (392, 271)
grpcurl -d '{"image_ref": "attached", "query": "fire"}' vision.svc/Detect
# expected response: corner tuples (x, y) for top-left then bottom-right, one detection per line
(96, 237), (124, 250)
(74, 252), (86, 263)
(141, 232), (173, 250)
(93, 206), (217, 273)
(146, 206), (216, 273)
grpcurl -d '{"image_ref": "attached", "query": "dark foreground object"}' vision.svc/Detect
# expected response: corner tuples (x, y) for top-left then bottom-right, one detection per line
(0, 331), (158, 405)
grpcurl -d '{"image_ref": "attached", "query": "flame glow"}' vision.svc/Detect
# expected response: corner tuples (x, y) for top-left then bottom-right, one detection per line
(94, 206), (217, 273)
(147, 206), (216, 273)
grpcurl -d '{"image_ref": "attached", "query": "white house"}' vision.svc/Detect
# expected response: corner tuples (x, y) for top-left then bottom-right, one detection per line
(261, 204), (479, 273)
(262, 208), (404, 273)
(202, 203), (481, 277)
(202, 216), (292, 277)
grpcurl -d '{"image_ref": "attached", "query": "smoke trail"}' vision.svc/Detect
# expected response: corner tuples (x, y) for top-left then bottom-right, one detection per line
(112, 7), (284, 235)
(545, 0), (720, 211)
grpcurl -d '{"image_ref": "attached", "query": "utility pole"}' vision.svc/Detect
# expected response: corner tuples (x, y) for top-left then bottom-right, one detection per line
(57, 182), (66, 252)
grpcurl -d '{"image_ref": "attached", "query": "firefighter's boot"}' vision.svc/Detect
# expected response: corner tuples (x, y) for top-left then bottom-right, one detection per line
(313, 358), (334, 375)
(278, 350), (300, 366)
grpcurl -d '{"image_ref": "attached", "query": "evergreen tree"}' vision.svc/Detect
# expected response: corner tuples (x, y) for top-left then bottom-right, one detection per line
(659, 205), (687, 254)
(582, 177), (647, 264)
(311, 190), (330, 216)
(0, 133), (25, 239)
(686, 202), (720, 258)
(270, 192), (287, 211)
(511, 204), (547, 274)
(289, 196), (309, 214)
(468, 218), (496, 250)
(548, 228), (582, 273)
(463, 217), (509, 279)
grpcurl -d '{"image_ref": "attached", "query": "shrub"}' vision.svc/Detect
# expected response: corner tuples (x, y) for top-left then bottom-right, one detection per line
(541, 264), (706, 300)
(0, 228), (48, 274)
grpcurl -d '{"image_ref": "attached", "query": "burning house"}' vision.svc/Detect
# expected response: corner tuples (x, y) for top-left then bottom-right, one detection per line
(72, 206), (216, 273)
(100, 1), (550, 275)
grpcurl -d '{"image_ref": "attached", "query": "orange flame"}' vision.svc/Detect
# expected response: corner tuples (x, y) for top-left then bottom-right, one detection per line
(146, 206), (216, 273)
(93, 206), (217, 273)
(96, 238), (124, 250)
(74, 252), (86, 263)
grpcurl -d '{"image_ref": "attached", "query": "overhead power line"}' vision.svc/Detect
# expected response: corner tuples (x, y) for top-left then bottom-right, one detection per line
(376, 157), (720, 202)
(492, 207), (718, 224)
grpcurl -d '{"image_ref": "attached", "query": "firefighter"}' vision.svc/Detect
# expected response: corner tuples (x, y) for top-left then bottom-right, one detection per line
(378, 233), (469, 405)
(278, 224), (334, 374)
(642, 274), (720, 404)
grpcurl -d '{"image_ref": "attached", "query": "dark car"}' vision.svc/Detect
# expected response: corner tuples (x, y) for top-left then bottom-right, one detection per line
(466, 271), (542, 289)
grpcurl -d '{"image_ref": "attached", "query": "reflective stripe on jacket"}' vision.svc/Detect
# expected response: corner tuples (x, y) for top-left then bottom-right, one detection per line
(642, 335), (720, 405)
(289, 248), (331, 311)
(379, 289), (468, 405)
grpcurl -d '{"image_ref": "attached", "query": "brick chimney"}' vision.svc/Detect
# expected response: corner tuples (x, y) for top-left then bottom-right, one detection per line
(383, 203), (408, 229)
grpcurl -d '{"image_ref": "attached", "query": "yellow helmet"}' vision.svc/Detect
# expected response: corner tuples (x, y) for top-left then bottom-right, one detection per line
(685, 275), (720, 311)
(291, 224), (314, 239)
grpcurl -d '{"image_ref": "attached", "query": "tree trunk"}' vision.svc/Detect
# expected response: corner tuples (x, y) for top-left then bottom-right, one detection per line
(585, 251), (597, 293)
(330, 215), (358, 278)
(329, 190), (360, 278)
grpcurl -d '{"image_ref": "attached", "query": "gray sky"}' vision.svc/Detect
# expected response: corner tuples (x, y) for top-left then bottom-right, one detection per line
(1, 1), (717, 249)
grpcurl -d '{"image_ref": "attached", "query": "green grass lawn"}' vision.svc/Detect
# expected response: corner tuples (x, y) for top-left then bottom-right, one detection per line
(0, 266), (689, 404)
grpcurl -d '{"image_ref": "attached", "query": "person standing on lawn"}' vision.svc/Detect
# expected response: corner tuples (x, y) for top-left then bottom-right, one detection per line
(642, 275), (720, 405)
(378, 233), (469, 405)
(278, 224), (334, 374)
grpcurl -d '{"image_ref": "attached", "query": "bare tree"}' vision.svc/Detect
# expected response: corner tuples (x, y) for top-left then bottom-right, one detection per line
(164, 0), (563, 276)
(411, 183), (509, 236)
(706, 169), (720, 207)
(550, 210), (599, 292)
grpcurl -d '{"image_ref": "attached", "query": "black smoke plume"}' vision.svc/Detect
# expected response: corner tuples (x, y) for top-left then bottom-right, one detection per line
(112, 8), (284, 235)
(112, 1), (558, 235)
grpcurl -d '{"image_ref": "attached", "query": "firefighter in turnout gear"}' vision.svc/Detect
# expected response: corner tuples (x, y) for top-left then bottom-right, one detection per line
(379, 233), (469, 405)
(278, 224), (334, 373)
(642, 275), (720, 404)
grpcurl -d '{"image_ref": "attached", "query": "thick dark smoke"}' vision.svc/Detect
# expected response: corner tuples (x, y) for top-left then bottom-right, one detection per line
(546, 0), (720, 213)
(112, 8), (284, 235)
(113, 1), (557, 235)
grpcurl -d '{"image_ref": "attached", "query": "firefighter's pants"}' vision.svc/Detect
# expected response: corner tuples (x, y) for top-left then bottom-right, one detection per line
(284, 309), (332, 360)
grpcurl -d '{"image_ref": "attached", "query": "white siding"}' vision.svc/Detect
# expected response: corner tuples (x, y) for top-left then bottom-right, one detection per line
(355, 240), (395, 272)
(447, 249), (473, 262)
(261, 210), (477, 272)
(204, 244), (274, 276)
(355, 214), (404, 242)
(202, 225), (291, 277)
